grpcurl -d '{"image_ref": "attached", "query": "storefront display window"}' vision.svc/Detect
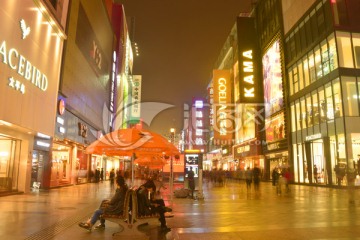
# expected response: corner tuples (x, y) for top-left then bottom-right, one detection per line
(291, 104), (296, 132)
(309, 52), (316, 83)
(351, 133), (360, 170)
(330, 135), (337, 185)
(315, 46), (322, 79)
(303, 56), (310, 87)
(352, 33), (360, 69)
(51, 143), (71, 185)
(293, 67), (299, 93)
(319, 88), (326, 123)
(337, 134), (346, 162)
(333, 79), (342, 118)
(0, 136), (20, 192)
(321, 40), (330, 75)
(342, 76), (358, 116)
(328, 34), (338, 71)
(336, 31), (354, 68)
(306, 94), (313, 127)
(325, 83), (334, 121)
(298, 61), (304, 91)
(300, 97), (306, 129)
(295, 100), (301, 131)
(297, 144), (306, 183)
(288, 68), (294, 95)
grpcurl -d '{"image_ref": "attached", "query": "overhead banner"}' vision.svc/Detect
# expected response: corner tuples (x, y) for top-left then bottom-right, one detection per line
(212, 69), (233, 143)
(237, 17), (262, 103)
(130, 75), (142, 119)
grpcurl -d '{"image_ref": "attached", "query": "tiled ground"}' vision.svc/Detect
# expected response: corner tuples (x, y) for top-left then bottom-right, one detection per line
(1, 179), (360, 240)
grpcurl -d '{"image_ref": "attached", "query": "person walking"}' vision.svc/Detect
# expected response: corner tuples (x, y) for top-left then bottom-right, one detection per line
(313, 165), (318, 184)
(187, 167), (195, 199)
(272, 167), (279, 186)
(78, 176), (128, 231)
(245, 167), (252, 191)
(109, 169), (115, 188)
(100, 168), (104, 182)
(253, 165), (261, 194)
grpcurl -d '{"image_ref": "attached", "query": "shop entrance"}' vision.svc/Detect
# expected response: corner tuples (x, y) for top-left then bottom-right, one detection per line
(0, 135), (21, 193)
(305, 137), (331, 185)
(31, 150), (49, 189)
(310, 140), (325, 184)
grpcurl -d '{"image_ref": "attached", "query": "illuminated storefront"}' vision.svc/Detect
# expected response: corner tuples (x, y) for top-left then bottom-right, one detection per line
(51, 0), (119, 188)
(0, 0), (67, 194)
(284, 0), (360, 186)
(261, 37), (288, 179)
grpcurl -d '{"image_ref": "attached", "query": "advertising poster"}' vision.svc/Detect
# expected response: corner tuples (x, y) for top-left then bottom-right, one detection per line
(265, 112), (285, 142)
(262, 40), (284, 117)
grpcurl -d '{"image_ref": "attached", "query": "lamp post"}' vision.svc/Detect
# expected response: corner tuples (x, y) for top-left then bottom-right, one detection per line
(169, 128), (175, 203)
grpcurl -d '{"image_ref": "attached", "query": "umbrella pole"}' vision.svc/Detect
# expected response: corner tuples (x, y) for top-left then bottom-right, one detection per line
(131, 153), (135, 187)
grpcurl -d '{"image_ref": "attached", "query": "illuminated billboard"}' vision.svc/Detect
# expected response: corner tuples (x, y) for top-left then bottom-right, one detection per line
(237, 17), (262, 103)
(265, 112), (285, 142)
(212, 69), (233, 142)
(262, 40), (284, 117)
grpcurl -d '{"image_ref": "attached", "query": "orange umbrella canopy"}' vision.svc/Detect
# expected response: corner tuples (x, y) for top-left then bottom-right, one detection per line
(85, 128), (179, 157)
(134, 155), (167, 168)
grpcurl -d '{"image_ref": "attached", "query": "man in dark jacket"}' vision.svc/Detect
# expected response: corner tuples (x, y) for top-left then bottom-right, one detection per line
(137, 179), (172, 232)
(78, 176), (128, 231)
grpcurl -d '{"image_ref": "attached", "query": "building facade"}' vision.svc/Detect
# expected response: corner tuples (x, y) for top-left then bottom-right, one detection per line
(0, 0), (67, 194)
(283, 0), (360, 186)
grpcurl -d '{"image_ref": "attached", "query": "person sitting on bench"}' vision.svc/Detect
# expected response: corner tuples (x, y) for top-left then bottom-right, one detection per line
(137, 179), (172, 232)
(78, 176), (128, 231)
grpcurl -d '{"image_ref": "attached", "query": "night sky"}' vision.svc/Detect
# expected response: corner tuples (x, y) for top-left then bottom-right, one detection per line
(117, 0), (253, 136)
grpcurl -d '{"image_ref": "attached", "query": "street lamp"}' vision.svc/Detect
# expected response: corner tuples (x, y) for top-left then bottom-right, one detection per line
(169, 128), (175, 204)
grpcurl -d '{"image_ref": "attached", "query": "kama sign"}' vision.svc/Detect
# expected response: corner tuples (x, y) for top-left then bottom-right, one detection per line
(237, 17), (262, 103)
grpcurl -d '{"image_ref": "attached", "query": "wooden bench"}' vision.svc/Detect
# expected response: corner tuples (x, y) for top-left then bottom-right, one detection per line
(102, 189), (168, 240)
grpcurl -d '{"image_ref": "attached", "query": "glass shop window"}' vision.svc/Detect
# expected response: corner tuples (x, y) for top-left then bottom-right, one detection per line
(288, 68), (294, 96)
(342, 76), (359, 116)
(312, 91), (320, 125)
(325, 83), (334, 121)
(352, 33), (360, 69)
(332, 79), (343, 118)
(308, 52), (316, 83)
(306, 94), (313, 127)
(300, 97), (307, 129)
(291, 104), (296, 132)
(315, 46), (322, 79)
(293, 66), (299, 93)
(328, 34), (338, 71)
(303, 57), (310, 87)
(321, 40), (330, 76)
(295, 100), (301, 131)
(298, 61), (304, 91)
(336, 31), (354, 68)
(318, 87), (326, 123)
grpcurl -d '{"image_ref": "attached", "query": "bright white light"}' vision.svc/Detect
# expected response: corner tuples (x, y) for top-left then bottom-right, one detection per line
(37, 132), (50, 139)
(37, 141), (50, 148)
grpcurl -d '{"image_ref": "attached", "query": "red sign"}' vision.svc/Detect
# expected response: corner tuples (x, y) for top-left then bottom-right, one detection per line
(58, 99), (65, 115)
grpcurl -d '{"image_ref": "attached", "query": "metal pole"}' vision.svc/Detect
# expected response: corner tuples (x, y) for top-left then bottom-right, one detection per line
(169, 128), (175, 204)
(170, 155), (173, 203)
